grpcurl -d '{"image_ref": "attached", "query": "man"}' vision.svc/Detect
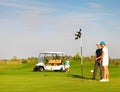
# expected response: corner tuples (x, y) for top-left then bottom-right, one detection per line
(100, 41), (109, 82)
(92, 43), (103, 80)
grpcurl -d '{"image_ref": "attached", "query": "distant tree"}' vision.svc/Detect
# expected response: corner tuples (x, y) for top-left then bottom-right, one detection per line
(28, 57), (37, 62)
(12, 56), (18, 61)
(73, 52), (81, 60)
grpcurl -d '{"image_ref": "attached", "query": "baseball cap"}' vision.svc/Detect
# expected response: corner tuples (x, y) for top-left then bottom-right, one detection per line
(100, 41), (105, 45)
(96, 43), (100, 45)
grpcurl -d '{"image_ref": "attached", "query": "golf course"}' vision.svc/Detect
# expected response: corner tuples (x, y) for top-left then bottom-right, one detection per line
(0, 59), (120, 92)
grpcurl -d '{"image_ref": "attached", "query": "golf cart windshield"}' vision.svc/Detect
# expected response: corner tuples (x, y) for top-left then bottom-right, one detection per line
(37, 52), (64, 63)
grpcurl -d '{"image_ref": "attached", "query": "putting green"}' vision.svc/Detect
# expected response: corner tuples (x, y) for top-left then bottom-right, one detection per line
(0, 60), (120, 92)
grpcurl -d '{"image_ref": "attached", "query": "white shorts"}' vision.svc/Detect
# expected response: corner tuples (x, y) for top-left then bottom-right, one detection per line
(102, 60), (109, 66)
(65, 65), (70, 68)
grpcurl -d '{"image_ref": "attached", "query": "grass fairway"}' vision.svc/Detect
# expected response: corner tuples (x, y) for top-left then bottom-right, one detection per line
(0, 60), (120, 92)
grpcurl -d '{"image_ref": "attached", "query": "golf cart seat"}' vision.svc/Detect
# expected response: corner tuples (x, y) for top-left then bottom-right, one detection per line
(48, 60), (61, 64)
(55, 60), (61, 64)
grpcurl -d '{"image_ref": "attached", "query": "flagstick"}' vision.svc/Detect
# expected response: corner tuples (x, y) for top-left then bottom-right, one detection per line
(75, 28), (83, 81)
(80, 35), (83, 82)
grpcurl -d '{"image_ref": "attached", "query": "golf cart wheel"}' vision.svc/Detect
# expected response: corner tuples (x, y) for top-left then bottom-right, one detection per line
(33, 66), (39, 72)
(60, 68), (64, 72)
(39, 66), (44, 72)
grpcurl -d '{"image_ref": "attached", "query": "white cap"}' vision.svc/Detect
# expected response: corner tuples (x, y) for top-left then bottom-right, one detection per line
(96, 43), (100, 45)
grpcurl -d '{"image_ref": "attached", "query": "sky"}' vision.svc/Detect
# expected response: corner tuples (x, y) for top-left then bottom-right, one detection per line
(0, 0), (120, 59)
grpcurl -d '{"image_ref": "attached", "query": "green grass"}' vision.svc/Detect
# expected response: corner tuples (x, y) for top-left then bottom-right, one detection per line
(0, 60), (120, 92)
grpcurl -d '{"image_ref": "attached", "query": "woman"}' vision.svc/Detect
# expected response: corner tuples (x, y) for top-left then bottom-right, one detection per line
(100, 41), (109, 82)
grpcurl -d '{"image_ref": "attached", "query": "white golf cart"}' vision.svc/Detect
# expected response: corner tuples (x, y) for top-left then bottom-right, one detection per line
(33, 52), (65, 72)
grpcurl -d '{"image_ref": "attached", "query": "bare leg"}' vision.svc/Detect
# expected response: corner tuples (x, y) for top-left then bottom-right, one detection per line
(106, 66), (109, 79)
(103, 66), (106, 79)
(103, 66), (109, 79)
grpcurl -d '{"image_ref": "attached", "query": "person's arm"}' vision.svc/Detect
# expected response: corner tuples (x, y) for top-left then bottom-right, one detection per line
(96, 56), (101, 60)
(94, 51), (101, 60)
(101, 51), (104, 61)
(97, 51), (104, 63)
(96, 49), (103, 61)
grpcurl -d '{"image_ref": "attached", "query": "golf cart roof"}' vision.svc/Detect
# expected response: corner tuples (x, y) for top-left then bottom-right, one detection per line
(40, 52), (64, 54)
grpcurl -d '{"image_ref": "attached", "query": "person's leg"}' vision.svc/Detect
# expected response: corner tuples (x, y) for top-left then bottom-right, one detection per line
(65, 68), (68, 72)
(105, 66), (109, 79)
(93, 61), (98, 79)
(100, 62), (109, 82)
(100, 66), (108, 82)
(107, 69), (109, 79)
(68, 67), (70, 73)
(103, 66), (106, 79)
(99, 62), (103, 79)
(66, 67), (70, 73)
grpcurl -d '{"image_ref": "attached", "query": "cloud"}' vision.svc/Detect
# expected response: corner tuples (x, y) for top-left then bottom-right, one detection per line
(0, 0), (56, 12)
(88, 2), (103, 9)
(0, 1), (32, 9)
(0, 0), (57, 32)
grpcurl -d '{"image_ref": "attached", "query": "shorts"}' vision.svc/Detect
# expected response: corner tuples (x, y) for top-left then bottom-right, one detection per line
(102, 60), (109, 66)
(65, 65), (70, 68)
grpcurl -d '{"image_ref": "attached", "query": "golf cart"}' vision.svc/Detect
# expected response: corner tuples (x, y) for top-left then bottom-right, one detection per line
(33, 52), (65, 72)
